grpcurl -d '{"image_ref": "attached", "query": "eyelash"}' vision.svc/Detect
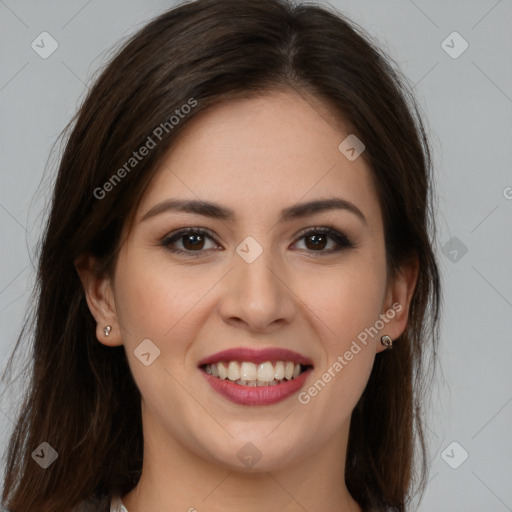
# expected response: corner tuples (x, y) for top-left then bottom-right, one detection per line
(160, 226), (355, 256)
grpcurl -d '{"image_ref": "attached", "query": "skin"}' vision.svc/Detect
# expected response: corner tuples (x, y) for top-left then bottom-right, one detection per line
(77, 89), (418, 512)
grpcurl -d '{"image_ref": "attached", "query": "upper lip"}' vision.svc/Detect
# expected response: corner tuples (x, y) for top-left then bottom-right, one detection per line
(197, 347), (314, 367)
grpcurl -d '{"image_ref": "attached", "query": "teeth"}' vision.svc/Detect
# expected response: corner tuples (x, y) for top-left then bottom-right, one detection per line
(218, 362), (228, 379)
(240, 362), (257, 381)
(204, 361), (305, 385)
(257, 361), (275, 382)
(227, 361), (240, 381)
(285, 362), (294, 380)
(274, 361), (285, 380)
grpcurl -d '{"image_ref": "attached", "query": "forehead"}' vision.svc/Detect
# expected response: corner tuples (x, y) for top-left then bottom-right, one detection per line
(136, 90), (381, 228)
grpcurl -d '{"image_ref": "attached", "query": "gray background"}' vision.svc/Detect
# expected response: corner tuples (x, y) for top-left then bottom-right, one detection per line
(1, 0), (511, 510)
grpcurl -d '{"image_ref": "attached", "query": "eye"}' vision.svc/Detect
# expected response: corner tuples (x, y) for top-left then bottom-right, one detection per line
(160, 226), (355, 256)
(292, 226), (355, 254)
(161, 228), (220, 255)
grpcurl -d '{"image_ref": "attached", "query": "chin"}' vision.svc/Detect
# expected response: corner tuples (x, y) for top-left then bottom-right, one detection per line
(201, 432), (303, 472)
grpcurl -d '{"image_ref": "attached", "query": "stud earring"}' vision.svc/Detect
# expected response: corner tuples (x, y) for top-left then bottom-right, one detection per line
(104, 325), (112, 337)
(380, 335), (393, 350)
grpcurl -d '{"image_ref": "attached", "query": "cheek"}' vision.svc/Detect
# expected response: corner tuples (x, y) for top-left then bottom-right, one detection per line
(116, 250), (223, 380)
(113, 249), (219, 354)
(297, 254), (387, 344)
(112, 253), (211, 417)
(296, 282), (381, 428)
(294, 253), (386, 402)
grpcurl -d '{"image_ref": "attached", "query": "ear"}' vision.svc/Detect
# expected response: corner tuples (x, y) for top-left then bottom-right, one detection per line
(377, 255), (419, 354)
(74, 254), (123, 347)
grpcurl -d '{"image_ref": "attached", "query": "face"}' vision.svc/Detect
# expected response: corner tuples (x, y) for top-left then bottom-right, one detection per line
(81, 90), (414, 473)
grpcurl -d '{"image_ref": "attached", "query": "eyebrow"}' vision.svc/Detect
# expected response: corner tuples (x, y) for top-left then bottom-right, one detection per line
(140, 197), (367, 225)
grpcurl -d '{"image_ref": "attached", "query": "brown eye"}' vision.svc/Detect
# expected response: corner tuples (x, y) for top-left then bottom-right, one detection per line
(293, 227), (354, 254)
(161, 228), (219, 254)
(304, 232), (328, 251)
(182, 232), (206, 250)
(161, 226), (354, 257)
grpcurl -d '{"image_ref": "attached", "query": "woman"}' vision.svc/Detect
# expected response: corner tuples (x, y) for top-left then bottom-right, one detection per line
(1, 0), (441, 510)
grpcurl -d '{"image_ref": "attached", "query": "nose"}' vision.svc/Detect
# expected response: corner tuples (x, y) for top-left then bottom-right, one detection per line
(218, 245), (297, 334)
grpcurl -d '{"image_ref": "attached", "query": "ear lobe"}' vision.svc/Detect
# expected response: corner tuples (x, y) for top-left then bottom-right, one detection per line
(378, 256), (419, 352)
(74, 255), (122, 347)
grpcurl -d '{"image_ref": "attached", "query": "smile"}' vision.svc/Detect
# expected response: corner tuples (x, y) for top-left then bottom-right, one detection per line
(201, 360), (309, 386)
(198, 347), (314, 405)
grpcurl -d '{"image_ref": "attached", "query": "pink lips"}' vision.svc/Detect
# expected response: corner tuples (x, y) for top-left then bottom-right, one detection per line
(198, 346), (314, 406)
(197, 347), (314, 367)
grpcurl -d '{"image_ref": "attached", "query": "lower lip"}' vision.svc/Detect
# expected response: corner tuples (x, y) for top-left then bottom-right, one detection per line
(200, 368), (313, 406)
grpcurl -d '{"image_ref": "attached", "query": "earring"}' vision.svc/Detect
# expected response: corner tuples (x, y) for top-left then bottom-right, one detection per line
(104, 325), (112, 337)
(380, 335), (393, 350)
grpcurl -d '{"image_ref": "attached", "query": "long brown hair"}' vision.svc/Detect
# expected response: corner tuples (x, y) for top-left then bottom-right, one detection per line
(1, 1), (441, 510)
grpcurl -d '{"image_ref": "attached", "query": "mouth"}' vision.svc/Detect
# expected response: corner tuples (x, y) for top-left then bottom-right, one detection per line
(200, 360), (313, 386)
(197, 347), (314, 406)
